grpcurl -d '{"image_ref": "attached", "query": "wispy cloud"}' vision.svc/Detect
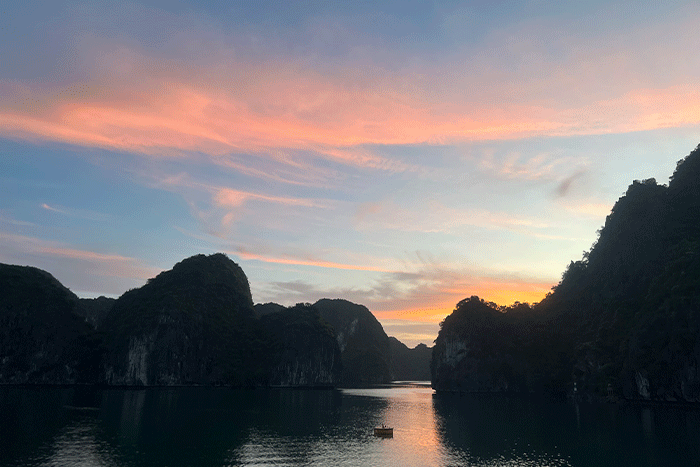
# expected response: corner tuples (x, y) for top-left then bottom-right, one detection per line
(41, 203), (66, 214)
(0, 232), (161, 285)
(6, 79), (698, 163)
(354, 200), (552, 236)
(1, 1), (696, 333)
(214, 188), (329, 209)
(41, 203), (111, 221)
(144, 170), (340, 237)
(555, 170), (588, 198)
(215, 153), (345, 189)
(0, 212), (36, 227)
(1, 3), (699, 175)
(230, 247), (394, 273)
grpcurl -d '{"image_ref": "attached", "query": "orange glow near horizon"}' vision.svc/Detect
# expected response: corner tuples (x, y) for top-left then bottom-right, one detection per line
(373, 281), (554, 323)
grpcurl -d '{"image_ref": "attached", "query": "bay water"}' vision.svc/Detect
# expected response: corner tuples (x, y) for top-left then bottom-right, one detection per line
(2, 383), (699, 466)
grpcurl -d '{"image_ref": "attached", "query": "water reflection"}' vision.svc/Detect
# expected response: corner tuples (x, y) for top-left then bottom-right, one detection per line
(432, 392), (700, 467)
(2, 386), (700, 467)
(641, 407), (654, 439)
(432, 392), (573, 466)
(37, 415), (118, 467)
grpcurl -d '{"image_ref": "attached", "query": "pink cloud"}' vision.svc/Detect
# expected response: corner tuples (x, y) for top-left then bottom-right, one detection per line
(231, 248), (394, 273)
(2, 3), (699, 197)
(2, 44), (699, 173)
(214, 188), (329, 209)
(0, 232), (161, 285)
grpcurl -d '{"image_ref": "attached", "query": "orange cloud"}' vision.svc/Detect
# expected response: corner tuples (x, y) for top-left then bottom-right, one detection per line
(214, 188), (329, 209)
(230, 248), (394, 273)
(2, 40), (699, 174)
(4, 0), (700, 173)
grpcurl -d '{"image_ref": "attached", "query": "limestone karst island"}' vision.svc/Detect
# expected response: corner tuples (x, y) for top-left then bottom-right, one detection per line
(2, 144), (700, 403)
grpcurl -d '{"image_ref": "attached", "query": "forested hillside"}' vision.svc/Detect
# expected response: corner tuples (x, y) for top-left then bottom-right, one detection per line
(0, 265), (103, 384)
(433, 144), (700, 402)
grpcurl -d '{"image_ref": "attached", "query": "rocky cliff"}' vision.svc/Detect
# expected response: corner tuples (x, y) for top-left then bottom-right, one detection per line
(432, 297), (529, 393)
(261, 303), (341, 387)
(389, 337), (432, 381)
(0, 254), (350, 388)
(0, 264), (103, 384)
(76, 296), (115, 329)
(313, 298), (392, 384)
(102, 253), (261, 386)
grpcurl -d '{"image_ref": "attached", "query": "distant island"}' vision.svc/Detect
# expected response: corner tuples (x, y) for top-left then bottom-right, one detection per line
(2, 143), (700, 403)
(0, 254), (431, 387)
(433, 143), (700, 403)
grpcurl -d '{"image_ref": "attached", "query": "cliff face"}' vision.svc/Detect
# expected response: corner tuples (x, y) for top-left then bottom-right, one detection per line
(313, 298), (392, 384)
(432, 144), (700, 402)
(389, 337), (432, 381)
(262, 304), (341, 387)
(0, 255), (347, 389)
(431, 297), (529, 393)
(76, 296), (115, 329)
(0, 264), (103, 384)
(103, 253), (260, 386)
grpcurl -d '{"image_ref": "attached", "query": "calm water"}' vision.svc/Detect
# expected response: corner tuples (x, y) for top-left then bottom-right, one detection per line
(2, 383), (699, 466)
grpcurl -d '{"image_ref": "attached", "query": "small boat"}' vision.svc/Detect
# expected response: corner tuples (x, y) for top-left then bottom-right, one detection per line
(374, 424), (393, 437)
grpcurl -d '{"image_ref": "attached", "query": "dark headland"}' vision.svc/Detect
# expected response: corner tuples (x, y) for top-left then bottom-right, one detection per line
(433, 143), (700, 403)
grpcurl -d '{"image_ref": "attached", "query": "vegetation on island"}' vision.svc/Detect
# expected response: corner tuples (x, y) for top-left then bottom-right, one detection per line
(389, 337), (432, 381)
(313, 298), (393, 385)
(0, 254), (422, 387)
(0, 265), (103, 384)
(432, 144), (700, 402)
(261, 303), (342, 387)
(101, 253), (264, 386)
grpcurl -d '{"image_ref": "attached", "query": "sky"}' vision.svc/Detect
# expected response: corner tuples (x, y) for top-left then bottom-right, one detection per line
(1, 0), (700, 347)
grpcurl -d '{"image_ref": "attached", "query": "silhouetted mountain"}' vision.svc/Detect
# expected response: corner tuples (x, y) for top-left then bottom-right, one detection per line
(77, 296), (115, 329)
(433, 144), (700, 402)
(0, 264), (103, 384)
(254, 302), (286, 318)
(389, 337), (432, 381)
(0, 255), (348, 388)
(313, 298), (392, 385)
(102, 253), (263, 386)
(261, 303), (341, 387)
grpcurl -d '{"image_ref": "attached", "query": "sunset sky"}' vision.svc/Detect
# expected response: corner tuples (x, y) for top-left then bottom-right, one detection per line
(2, 0), (700, 346)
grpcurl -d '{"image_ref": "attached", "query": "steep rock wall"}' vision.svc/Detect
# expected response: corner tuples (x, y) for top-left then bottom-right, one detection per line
(103, 253), (259, 386)
(314, 299), (392, 384)
(263, 303), (342, 387)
